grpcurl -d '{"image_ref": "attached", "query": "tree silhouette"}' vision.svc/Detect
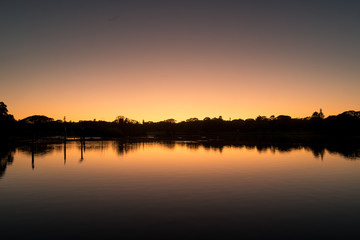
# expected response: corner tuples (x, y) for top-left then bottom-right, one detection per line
(312, 109), (325, 119)
(0, 102), (15, 140)
(163, 119), (176, 124)
(21, 115), (54, 124)
(0, 102), (8, 116)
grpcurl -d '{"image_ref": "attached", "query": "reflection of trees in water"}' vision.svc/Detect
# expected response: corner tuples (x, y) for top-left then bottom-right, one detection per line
(114, 141), (180, 156)
(176, 141), (225, 152)
(201, 142), (224, 153)
(114, 141), (144, 156)
(1, 140), (359, 178)
(1, 139), (360, 180)
(18, 141), (111, 159)
(305, 146), (325, 160)
(18, 143), (56, 169)
(303, 144), (360, 160)
(161, 141), (176, 150)
(183, 141), (360, 160)
(179, 142), (199, 151)
(18, 144), (55, 156)
(0, 148), (15, 178)
(77, 140), (110, 152)
(113, 140), (360, 160)
(326, 145), (360, 160)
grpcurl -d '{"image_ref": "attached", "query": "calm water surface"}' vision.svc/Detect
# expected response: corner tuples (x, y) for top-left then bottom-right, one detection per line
(1, 140), (360, 239)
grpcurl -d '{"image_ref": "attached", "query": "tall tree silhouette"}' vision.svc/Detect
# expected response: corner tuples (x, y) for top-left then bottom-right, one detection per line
(0, 102), (8, 116)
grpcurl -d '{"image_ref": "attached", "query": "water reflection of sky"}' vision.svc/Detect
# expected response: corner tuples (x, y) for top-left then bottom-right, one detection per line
(1, 140), (360, 238)
(9, 140), (360, 158)
(1, 140), (360, 180)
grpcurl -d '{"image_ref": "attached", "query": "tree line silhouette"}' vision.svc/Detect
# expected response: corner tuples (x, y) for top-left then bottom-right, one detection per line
(1, 101), (360, 142)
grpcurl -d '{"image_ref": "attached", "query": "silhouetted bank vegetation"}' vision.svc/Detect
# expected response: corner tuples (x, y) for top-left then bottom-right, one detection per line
(1, 102), (360, 142)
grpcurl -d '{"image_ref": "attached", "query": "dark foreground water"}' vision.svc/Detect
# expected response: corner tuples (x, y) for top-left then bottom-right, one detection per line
(1, 140), (360, 239)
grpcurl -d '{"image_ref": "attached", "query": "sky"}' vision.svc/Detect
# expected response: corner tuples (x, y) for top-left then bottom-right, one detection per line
(1, 0), (359, 122)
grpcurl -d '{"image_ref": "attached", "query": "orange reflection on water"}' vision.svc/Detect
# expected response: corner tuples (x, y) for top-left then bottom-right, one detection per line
(2, 141), (360, 240)
(4, 140), (360, 190)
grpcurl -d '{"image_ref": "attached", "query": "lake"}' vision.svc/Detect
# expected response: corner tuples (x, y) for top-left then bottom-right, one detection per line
(1, 140), (360, 239)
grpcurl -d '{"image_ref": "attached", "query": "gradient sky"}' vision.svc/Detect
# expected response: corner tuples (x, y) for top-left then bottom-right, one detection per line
(1, 0), (359, 122)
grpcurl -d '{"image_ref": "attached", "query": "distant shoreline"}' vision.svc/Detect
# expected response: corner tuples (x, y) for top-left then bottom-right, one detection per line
(1, 103), (360, 144)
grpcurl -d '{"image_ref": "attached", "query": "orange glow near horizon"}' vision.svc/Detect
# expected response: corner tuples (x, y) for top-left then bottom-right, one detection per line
(1, 2), (359, 122)
(4, 53), (359, 122)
